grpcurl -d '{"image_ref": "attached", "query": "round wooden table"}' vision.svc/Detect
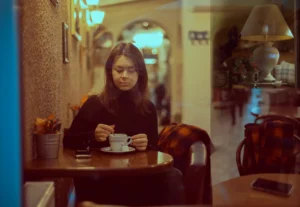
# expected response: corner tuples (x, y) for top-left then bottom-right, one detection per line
(24, 148), (173, 177)
(213, 174), (300, 206)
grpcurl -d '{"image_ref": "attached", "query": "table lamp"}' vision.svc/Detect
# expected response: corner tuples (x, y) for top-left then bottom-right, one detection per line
(240, 4), (294, 82)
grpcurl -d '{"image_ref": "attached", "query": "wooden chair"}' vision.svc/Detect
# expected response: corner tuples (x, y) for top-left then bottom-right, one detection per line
(237, 116), (300, 176)
(236, 137), (298, 176)
(236, 138), (247, 176)
(255, 115), (300, 148)
(184, 141), (208, 204)
(158, 123), (212, 205)
(255, 114), (300, 168)
(255, 114), (300, 123)
(255, 114), (300, 138)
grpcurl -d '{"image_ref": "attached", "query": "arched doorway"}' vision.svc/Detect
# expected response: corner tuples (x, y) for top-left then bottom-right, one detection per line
(118, 20), (172, 126)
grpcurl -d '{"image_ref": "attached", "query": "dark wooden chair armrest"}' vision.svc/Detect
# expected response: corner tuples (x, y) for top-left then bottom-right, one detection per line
(184, 141), (207, 204)
(189, 141), (207, 166)
(254, 115), (300, 155)
(236, 138), (246, 176)
(255, 115), (300, 126)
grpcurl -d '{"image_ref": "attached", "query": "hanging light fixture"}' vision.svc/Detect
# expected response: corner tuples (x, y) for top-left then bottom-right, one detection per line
(80, 0), (88, 9)
(80, 0), (100, 8)
(86, 10), (93, 26)
(90, 10), (105, 24)
(86, 0), (100, 6)
(80, 0), (104, 27)
(86, 9), (105, 26)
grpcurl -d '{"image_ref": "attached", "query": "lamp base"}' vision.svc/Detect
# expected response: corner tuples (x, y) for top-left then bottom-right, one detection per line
(261, 73), (276, 82)
(253, 42), (279, 81)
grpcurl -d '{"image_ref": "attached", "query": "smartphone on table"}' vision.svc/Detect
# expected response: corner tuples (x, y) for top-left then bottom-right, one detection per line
(251, 178), (294, 197)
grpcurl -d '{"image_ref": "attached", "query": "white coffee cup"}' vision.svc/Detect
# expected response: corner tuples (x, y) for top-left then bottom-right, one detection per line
(108, 133), (132, 151)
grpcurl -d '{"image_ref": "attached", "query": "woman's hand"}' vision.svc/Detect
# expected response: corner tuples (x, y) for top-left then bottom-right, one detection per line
(131, 134), (148, 151)
(94, 124), (115, 142)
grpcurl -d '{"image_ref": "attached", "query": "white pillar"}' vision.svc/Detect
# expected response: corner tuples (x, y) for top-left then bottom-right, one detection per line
(181, 0), (212, 135)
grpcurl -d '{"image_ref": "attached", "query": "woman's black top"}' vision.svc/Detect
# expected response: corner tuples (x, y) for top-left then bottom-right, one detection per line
(63, 94), (158, 150)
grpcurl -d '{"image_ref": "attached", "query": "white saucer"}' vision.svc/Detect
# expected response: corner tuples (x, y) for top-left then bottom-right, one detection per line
(100, 146), (136, 154)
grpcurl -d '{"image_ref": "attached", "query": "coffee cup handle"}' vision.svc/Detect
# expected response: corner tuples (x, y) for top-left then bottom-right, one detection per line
(126, 136), (132, 145)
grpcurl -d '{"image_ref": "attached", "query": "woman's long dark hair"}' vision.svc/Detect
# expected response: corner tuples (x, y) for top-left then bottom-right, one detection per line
(99, 42), (150, 115)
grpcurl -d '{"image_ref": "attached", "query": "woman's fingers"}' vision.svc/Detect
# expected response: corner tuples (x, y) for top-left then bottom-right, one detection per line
(95, 132), (108, 138)
(94, 124), (115, 142)
(136, 145), (147, 151)
(95, 129), (110, 135)
(100, 124), (115, 133)
(95, 135), (107, 142)
(132, 138), (148, 148)
(131, 134), (148, 148)
(134, 143), (148, 147)
(132, 134), (146, 139)
(95, 131), (109, 140)
(133, 138), (147, 145)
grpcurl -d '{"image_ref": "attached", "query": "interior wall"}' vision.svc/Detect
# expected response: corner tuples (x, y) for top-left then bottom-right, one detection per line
(181, 0), (212, 134)
(101, 0), (182, 120)
(20, 0), (93, 161)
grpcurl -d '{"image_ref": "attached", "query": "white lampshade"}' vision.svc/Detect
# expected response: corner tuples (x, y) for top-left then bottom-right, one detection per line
(240, 4), (294, 82)
(241, 4), (293, 41)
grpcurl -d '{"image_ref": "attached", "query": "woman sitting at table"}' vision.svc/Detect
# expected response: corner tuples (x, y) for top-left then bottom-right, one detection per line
(64, 43), (157, 150)
(64, 42), (183, 205)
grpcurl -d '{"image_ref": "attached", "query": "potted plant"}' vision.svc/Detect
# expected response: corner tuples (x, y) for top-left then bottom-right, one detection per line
(226, 56), (259, 83)
(68, 94), (89, 118)
(242, 56), (259, 82)
(34, 114), (62, 159)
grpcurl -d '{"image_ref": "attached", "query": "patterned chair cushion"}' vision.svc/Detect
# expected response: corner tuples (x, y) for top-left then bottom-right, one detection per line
(158, 123), (213, 164)
(243, 120), (296, 174)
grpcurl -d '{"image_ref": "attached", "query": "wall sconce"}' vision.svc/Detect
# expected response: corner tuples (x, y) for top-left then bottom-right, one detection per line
(90, 10), (105, 24)
(86, 0), (100, 6)
(80, 0), (100, 8)
(80, 0), (88, 9)
(86, 10), (105, 26)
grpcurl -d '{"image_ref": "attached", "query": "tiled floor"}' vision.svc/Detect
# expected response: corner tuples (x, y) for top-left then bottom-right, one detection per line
(210, 89), (261, 185)
(211, 105), (253, 184)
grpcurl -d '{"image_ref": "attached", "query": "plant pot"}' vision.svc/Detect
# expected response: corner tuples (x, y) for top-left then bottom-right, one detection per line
(36, 133), (61, 159)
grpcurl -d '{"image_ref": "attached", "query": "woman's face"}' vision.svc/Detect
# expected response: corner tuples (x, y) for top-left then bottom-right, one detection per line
(112, 55), (139, 91)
